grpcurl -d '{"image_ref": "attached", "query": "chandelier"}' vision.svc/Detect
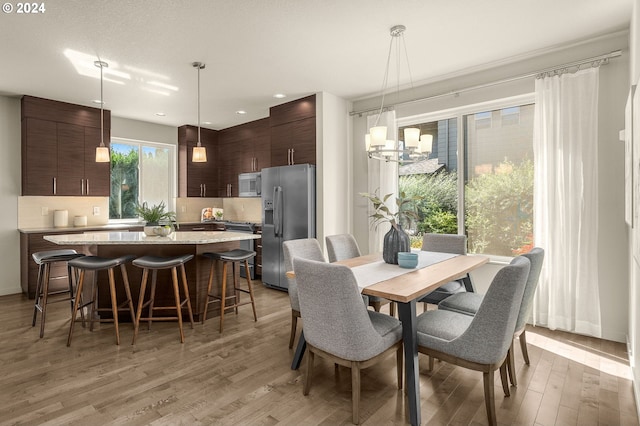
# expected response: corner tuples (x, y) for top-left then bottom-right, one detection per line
(366, 25), (432, 163)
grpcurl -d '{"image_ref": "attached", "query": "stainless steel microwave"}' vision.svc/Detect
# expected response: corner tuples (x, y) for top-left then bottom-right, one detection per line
(238, 172), (261, 197)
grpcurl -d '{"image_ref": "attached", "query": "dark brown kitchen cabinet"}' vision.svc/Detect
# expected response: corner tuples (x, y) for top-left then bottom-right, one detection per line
(269, 94), (316, 166)
(21, 96), (111, 196)
(178, 125), (218, 197)
(217, 118), (270, 197)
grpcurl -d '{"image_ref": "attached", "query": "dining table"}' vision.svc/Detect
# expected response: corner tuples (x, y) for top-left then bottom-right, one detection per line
(289, 250), (489, 426)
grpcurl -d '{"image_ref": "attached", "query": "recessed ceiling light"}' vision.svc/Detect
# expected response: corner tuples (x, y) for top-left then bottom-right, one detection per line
(273, 93), (286, 99)
(155, 112), (166, 117)
(203, 121), (212, 125)
(236, 110), (247, 115)
(92, 99), (104, 105)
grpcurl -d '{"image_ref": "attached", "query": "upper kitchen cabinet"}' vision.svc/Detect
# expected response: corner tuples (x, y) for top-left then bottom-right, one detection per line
(217, 117), (270, 197)
(21, 96), (111, 196)
(178, 125), (218, 197)
(269, 94), (316, 166)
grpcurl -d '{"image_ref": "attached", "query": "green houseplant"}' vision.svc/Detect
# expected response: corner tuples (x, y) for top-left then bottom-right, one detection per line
(360, 190), (419, 264)
(136, 201), (177, 236)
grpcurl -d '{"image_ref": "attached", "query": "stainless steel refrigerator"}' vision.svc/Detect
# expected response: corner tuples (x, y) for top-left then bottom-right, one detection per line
(261, 164), (316, 290)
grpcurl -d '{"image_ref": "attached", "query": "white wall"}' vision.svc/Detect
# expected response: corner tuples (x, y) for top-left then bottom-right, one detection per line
(0, 96), (21, 296)
(316, 91), (353, 252)
(351, 31), (630, 343)
(111, 116), (177, 146)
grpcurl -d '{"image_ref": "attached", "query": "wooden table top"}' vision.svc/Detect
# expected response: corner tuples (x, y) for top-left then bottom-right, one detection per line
(336, 253), (489, 303)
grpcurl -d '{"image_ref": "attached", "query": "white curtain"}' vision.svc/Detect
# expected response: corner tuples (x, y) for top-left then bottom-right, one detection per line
(532, 67), (601, 337)
(366, 111), (398, 254)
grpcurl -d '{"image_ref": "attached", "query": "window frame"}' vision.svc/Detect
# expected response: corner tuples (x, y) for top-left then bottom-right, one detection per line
(396, 93), (535, 261)
(109, 137), (177, 223)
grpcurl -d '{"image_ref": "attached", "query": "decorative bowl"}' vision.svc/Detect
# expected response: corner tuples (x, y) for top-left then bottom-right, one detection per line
(397, 252), (418, 269)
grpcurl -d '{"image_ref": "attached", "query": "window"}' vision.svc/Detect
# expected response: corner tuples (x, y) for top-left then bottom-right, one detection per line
(397, 95), (534, 258)
(109, 138), (176, 220)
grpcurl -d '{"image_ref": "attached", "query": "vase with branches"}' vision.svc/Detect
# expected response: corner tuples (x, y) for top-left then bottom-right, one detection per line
(360, 190), (419, 264)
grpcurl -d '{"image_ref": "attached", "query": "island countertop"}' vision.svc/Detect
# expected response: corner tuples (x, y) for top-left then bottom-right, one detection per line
(44, 231), (260, 245)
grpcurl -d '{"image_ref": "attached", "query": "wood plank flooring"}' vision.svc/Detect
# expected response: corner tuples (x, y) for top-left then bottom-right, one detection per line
(0, 281), (637, 425)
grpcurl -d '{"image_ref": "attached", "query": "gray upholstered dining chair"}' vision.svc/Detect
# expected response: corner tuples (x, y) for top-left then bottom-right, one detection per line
(417, 233), (472, 307)
(325, 233), (395, 316)
(438, 247), (545, 386)
(416, 255), (530, 426)
(283, 238), (326, 350)
(293, 257), (403, 425)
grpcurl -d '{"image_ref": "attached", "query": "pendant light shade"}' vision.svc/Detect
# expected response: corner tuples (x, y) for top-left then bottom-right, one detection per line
(94, 60), (110, 163)
(192, 61), (207, 163)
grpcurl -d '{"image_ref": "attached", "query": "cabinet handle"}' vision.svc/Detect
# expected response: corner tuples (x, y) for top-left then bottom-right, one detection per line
(287, 149), (291, 165)
(203, 183), (206, 197)
(290, 148), (295, 165)
(81, 179), (84, 195)
(200, 183), (203, 197)
(86, 179), (89, 195)
(192, 227), (206, 231)
(53, 177), (56, 195)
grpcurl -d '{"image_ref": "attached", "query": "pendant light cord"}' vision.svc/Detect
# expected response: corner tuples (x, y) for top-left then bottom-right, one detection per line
(197, 63), (201, 146)
(100, 62), (104, 147)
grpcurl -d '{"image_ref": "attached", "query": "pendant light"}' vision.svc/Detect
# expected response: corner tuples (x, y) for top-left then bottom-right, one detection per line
(192, 61), (207, 163)
(94, 60), (110, 162)
(366, 25), (430, 163)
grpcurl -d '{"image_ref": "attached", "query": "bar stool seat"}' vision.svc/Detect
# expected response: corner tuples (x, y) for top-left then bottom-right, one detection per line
(202, 249), (258, 333)
(132, 254), (195, 344)
(67, 255), (136, 346)
(32, 249), (85, 338)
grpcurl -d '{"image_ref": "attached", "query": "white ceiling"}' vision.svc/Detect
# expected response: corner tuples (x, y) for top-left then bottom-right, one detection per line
(0, 0), (632, 129)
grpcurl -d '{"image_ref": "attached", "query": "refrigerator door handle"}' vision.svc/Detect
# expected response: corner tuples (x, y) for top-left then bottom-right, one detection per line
(274, 186), (283, 237)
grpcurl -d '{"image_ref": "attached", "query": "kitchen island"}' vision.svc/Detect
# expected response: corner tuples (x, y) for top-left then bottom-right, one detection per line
(44, 231), (261, 321)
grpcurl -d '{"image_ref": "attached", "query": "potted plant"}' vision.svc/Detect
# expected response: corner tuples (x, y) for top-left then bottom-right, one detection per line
(360, 190), (419, 264)
(135, 201), (178, 236)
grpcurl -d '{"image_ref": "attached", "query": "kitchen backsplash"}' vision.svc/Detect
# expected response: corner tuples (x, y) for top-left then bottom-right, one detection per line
(176, 197), (262, 223)
(18, 196), (263, 229)
(18, 196), (110, 229)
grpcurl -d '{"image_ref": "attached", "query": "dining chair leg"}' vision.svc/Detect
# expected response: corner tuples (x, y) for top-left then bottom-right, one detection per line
(519, 330), (530, 365)
(351, 361), (361, 424)
(499, 362), (510, 397)
(507, 340), (517, 386)
(389, 301), (396, 317)
(483, 370), (497, 426)
(303, 348), (314, 395)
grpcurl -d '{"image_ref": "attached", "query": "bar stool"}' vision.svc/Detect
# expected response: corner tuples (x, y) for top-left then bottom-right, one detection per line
(67, 255), (136, 346)
(202, 249), (258, 333)
(132, 254), (195, 344)
(31, 249), (86, 338)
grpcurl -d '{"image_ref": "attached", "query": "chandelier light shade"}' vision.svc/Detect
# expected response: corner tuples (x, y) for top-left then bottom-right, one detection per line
(418, 134), (433, 153)
(369, 126), (388, 147)
(366, 25), (431, 163)
(94, 60), (110, 162)
(192, 61), (207, 163)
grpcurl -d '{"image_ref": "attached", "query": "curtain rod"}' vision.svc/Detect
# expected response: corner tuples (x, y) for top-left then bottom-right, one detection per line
(349, 49), (622, 117)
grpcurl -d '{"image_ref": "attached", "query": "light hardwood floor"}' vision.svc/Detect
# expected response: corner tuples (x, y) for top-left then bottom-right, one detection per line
(0, 281), (638, 425)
